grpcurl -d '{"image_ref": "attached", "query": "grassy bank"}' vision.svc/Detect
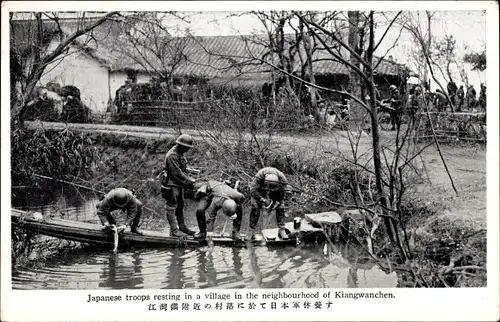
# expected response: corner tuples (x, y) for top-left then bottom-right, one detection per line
(12, 127), (487, 287)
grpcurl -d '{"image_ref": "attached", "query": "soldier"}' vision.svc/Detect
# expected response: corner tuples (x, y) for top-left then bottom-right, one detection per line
(456, 85), (465, 112)
(161, 134), (197, 237)
(478, 83), (486, 110)
(246, 167), (290, 241)
(447, 81), (458, 103)
(96, 188), (143, 234)
(434, 89), (448, 112)
(466, 85), (477, 110)
(387, 84), (402, 130)
(193, 180), (246, 240)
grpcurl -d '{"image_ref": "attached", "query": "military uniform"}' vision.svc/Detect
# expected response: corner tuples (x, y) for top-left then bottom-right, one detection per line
(161, 144), (196, 236)
(248, 167), (288, 236)
(96, 188), (142, 233)
(194, 180), (245, 238)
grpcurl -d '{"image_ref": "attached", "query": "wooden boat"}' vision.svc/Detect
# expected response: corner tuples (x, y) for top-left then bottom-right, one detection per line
(11, 209), (299, 249)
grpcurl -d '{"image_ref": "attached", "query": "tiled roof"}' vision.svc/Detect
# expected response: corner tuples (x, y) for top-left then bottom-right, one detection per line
(93, 34), (410, 78)
(12, 17), (411, 79)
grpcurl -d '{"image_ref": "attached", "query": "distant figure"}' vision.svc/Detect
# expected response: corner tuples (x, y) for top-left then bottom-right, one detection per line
(466, 85), (477, 110)
(456, 85), (465, 112)
(478, 83), (486, 110)
(114, 79), (134, 115)
(60, 86), (89, 123)
(423, 80), (430, 92)
(434, 89), (447, 112)
(193, 180), (246, 241)
(387, 84), (402, 130)
(96, 188), (143, 234)
(409, 85), (423, 118)
(447, 81), (458, 99)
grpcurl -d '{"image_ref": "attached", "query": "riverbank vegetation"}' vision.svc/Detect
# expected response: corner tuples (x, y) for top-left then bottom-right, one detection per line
(11, 122), (486, 287)
(10, 10), (486, 288)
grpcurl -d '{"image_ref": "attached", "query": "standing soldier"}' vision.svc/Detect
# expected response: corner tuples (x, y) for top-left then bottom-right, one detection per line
(387, 84), (402, 130)
(456, 85), (465, 112)
(193, 180), (246, 240)
(478, 83), (486, 110)
(96, 188), (143, 234)
(161, 134), (197, 237)
(247, 167), (290, 241)
(447, 80), (458, 106)
(466, 85), (477, 110)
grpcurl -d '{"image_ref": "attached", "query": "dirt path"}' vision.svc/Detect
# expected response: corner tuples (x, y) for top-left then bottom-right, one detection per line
(28, 121), (486, 225)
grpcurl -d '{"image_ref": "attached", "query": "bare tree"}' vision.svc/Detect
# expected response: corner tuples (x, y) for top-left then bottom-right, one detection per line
(398, 11), (457, 111)
(10, 11), (121, 127)
(433, 34), (458, 83)
(112, 12), (193, 85)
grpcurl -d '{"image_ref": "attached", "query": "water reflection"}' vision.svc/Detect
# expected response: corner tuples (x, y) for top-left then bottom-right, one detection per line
(231, 247), (244, 280)
(12, 185), (399, 290)
(99, 252), (144, 289)
(247, 243), (262, 288)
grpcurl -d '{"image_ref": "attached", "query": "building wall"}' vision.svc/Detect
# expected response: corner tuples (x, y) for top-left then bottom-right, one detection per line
(39, 39), (111, 115)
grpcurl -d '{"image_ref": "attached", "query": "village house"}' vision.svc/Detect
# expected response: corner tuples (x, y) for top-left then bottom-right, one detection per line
(11, 15), (412, 116)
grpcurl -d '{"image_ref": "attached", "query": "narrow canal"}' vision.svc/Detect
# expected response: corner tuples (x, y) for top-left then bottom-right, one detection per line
(11, 184), (398, 289)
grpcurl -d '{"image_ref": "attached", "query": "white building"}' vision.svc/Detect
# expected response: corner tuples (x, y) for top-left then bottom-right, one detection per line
(40, 38), (151, 115)
(12, 14), (410, 116)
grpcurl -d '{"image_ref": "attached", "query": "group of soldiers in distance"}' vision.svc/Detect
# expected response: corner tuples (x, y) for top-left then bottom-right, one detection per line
(95, 133), (293, 242)
(410, 80), (487, 113)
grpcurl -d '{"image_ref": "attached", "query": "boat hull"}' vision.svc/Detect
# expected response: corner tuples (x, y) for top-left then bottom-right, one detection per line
(11, 209), (297, 248)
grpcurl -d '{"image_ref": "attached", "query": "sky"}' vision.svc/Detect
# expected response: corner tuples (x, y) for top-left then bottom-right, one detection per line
(11, 9), (487, 89)
(164, 11), (486, 89)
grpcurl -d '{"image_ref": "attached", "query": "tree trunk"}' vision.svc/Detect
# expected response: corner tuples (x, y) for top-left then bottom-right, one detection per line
(424, 11), (432, 88)
(300, 16), (319, 120)
(348, 11), (364, 129)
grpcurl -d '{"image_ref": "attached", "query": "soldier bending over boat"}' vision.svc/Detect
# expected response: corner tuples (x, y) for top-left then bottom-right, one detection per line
(96, 187), (143, 234)
(193, 180), (246, 241)
(247, 167), (290, 241)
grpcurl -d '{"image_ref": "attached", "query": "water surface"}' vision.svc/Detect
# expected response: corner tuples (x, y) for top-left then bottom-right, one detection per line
(11, 185), (397, 289)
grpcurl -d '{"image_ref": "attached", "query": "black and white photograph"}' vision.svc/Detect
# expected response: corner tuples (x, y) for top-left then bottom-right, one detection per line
(2, 1), (498, 321)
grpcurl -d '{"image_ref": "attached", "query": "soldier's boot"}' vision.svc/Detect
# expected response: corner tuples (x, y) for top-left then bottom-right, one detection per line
(176, 209), (196, 236)
(275, 208), (289, 240)
(232, 216), (242, 241)
(167, 211), (187, 238)
(245, 208), (261, 241)
(194, 210), (207, 240)
(130, 213), (143, 235)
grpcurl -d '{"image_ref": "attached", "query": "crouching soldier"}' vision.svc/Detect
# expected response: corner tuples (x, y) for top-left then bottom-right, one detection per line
(247, 167), (289, 241)
(96, 188), (143, 234)
(193, 180), (245, 240)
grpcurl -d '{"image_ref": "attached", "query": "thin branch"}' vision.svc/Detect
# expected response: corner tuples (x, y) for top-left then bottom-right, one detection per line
(296, 13), (371, 71)
(373, 11), (402, 52)
(424, 106), (459, 194)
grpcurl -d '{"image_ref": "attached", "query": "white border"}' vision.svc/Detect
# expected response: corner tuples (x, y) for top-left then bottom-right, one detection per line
(1, 2), (499, 321)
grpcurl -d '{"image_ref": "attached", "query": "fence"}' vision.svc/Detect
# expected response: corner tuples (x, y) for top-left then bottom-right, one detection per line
(415, 111), (486, 143)
(112, 98), (310, 131)
(112, 100), (214, 128)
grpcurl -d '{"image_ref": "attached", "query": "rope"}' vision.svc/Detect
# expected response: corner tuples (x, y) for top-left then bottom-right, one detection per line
(110, 225), (119, 253)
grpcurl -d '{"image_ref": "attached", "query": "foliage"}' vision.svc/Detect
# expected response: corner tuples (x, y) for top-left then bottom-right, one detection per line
(11, 124), (100, 187)
(11, 227), (35, 266)
(408, 217), (486, 287)
(432, 34), (457, 82)
(463, 50), (486, 71)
